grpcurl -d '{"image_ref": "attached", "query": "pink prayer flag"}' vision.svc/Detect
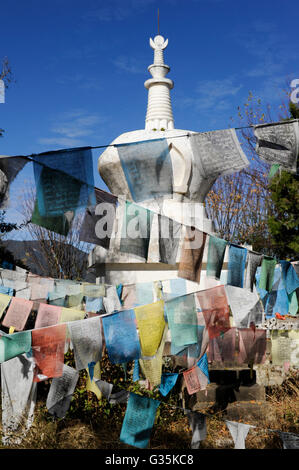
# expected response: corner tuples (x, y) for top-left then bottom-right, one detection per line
(208, 328), (236, 364)
(196, 286), (230, 339)
(183, 367), (201, 395)
(2, 297), (33, 331)
(32, 323), (66, 381)
(237, 328), (267, 364)
(35, 303), (62, 329)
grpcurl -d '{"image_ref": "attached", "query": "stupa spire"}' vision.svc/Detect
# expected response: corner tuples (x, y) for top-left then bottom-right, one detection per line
(144, 34), (174, 131)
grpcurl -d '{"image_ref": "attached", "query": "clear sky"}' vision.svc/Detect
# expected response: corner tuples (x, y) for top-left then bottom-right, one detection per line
(0, 0), (299, 228)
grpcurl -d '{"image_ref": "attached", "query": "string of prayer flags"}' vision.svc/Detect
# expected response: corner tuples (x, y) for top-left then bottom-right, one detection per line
(79, 187), (117, 249)
(207, 328), (236, 364)
(196, 286), (230, 339)
(225, 285), (264, 328)
(117, 138), (173, 202)
(254, 120), (299, 173)
(2, 297), (33, 331)
(46, 364), (79, 418)
(120, 201), (153, 259)
(188, 128), (249, 179)
(258, 256), (277, 292)
(227, 244), (247, 288)
(165, 293), (198, 347)
(186, 411), (207, 449)
(178, 229), (207, 283)
(277, 431), (299, 449)
(237, 328), (267, 365)
(35, 303), (62, 329)
(31, 324), (66, 381)
(32, 147), (95, 218)
(206, 235), (227, 280)
(159, 373), (179, 397)
(0, 330), (31, 363)
(102, 309), (141, 364)
(0, 293), (12, 319)
(67, 316), (102, 370)
(244, 251), (263, 292)
(225, 420), (254, 449)
(134, 300), (165, 357)
(119, 392), (160, 449)
(1, 354), (37, 445)
(280, 260), (299, 295)
(270, 330), (299, 366)
(158, 214), (181, 265)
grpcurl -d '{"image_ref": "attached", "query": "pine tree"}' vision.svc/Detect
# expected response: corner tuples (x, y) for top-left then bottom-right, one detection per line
(267, 102), (299, 260)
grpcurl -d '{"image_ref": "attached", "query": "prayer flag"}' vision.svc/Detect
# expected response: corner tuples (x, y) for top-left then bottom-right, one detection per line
(270, 330), (299, 366)
(225, 285), (264, 327)
(186, 411), (207, 449)
(280, 260), (299, 295)
(33, 147), (95, 218)
(197, 286), (230, 339)
(158, 214), (181, 265)
(135, 300), (165, 357)
(79, 187), (117, 249)
(120, 201), (153, 259)
(258, 256), (277, 292)
(0, 293), (11, 319)
(67, 316), (103, 370)
(120, 392), (160, 449)
(207, 328), (236, 364)
(165, 293), (198, 347)
(254, 120), (299, 173)
(244, 251), (263, 292)
(32, 323), (66, 381)
(227, 244), (247, 288)
(206, 235), (227, 280)
(46, 364), (79, 418)
(2, 297), (33, 331)
(35, 303), (62, 329)
(225, 420), (253, 449)
(237, 328), (267, 365)
(102, 309), (141, 364)
(117, 138), (173, 202)
(159, 373), (179, 396)
(178, 229), (207, 283)
(0, 331), (31, 363)
(189, 129), (249, 179)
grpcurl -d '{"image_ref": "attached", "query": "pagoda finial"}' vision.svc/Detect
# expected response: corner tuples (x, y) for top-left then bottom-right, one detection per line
(144, 34), (174, 131)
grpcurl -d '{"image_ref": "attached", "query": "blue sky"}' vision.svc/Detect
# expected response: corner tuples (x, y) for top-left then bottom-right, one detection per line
(0, 0), (299, 228)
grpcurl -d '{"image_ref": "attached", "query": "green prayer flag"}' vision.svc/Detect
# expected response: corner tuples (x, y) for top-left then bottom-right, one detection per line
(259, 256), (277, 291)
(0, 331), (32, 363)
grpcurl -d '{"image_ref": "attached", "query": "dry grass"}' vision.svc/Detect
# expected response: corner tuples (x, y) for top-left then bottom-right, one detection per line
(0, 370), (298, 450)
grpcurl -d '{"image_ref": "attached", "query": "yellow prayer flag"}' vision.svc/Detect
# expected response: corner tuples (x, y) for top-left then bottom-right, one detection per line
(134, 300), (165, 357)
(139, 326), (167, 387)
(0, 293), (12, 319)
(86, 361), (102, 400)
(59, 307), (85, 323)
(271, 330), (299, 366)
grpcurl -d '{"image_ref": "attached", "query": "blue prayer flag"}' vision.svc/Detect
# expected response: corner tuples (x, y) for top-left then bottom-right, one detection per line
(159, 373), (179, 396)
(120, 393), (160, 448)
(227, 244), (247, 288)
(102, 309), (141, 364)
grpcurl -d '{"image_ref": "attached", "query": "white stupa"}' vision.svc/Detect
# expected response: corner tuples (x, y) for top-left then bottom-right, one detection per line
(89, 34), (222, 287)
